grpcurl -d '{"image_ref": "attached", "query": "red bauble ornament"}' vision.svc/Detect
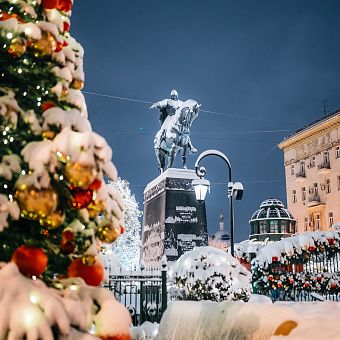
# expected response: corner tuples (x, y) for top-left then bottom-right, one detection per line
(12, 245), (48, 277)
(71, 188), (93, 209)
(272, 256), (278, 262)
(88, 179), (102, 191)
(42, 0), (58, 9)
(63, 21), (70, 32)
(331, 283), (337, 289)
(309, 246), (316, 252)
(57, 0), (73, 12)
(41, 101), (55, 112)
(67, 258), (104, 286)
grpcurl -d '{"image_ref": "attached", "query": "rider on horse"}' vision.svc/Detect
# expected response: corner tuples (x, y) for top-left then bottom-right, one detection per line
(150, 90), (183, 125)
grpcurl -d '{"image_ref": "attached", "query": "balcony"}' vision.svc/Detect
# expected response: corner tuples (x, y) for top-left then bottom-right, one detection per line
(308, 195), (323, 207)
(295, 171), (306, 182)
(317, 162), (331, 174)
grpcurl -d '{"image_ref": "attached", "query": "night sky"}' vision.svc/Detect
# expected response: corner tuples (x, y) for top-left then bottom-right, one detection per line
(71, 0), (340, 242)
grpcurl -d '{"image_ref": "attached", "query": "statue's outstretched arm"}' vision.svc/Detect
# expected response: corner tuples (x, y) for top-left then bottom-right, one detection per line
(150, 99), (168, 110)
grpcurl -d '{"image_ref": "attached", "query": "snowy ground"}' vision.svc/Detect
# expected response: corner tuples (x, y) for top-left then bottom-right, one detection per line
(156, 299), (340, 339)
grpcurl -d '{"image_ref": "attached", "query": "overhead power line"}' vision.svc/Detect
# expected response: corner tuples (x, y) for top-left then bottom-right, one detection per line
(83, 90), (268, 121)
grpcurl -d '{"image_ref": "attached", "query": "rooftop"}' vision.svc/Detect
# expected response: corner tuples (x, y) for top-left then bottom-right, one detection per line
(280, 108), (340, 145)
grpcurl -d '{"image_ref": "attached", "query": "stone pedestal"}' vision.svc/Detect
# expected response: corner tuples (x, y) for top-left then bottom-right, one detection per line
(141, 168), (208, 268)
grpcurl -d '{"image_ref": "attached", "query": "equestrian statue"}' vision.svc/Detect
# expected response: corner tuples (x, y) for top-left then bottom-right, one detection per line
(150, 90), (200, 172)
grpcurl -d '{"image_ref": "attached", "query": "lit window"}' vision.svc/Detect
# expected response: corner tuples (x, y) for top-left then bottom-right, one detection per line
(329, 212), (334, 227)
(259, 221), (266, 234)
(301, 187), (306, 201)
(291, 164), (295, 175)
(316, 214), (320, 230)
(270, 220), (278, 233)
(326, 179), (331, 194)
(293, 190), (297, 203)
(336, 147), (340, 159)
(304, 218), (308, 231)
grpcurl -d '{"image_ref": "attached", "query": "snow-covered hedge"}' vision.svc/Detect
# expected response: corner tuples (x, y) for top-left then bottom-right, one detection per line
(168, 246), (251, 302)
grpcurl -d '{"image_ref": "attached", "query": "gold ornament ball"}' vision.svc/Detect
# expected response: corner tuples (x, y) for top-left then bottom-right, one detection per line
(9, 37), (27, 57)
(65, 162), (97, 188)
(42, 130), (56, 140)
(33, 31), (57, 57)
(39, 210), (65, 229)
(82, 255), (97, 266)
(71, 79), (84, 90)
(96, 224), (120, 243)
(87, 200), (106, 219)
(15, 185), (58, 219)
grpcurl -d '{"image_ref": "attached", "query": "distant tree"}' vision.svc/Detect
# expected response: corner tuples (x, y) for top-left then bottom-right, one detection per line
(110, 178), (142, 270)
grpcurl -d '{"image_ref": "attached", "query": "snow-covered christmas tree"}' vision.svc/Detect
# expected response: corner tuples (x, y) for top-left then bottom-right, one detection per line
(0, 0), (131, 338)
(110, 178), (141, 271)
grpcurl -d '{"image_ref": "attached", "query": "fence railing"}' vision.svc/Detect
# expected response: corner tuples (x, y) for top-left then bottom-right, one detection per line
(106, 269), (167, 326)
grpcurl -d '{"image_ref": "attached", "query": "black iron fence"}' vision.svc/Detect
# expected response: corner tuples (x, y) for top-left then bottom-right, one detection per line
(107, 269), (167, 326)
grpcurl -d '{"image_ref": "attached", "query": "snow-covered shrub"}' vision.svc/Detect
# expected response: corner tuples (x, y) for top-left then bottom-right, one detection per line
(169, 246), (251, 302)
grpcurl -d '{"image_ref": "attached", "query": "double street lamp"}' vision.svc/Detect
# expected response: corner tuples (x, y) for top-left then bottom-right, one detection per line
(192, 149), (244, 257)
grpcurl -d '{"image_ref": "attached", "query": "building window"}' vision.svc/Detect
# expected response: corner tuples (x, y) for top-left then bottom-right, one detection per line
(329, 212), (334, 227)
(336, 147), (340, 159)
(293, 190), (297, 203)
(310, 156), (315, 168)
(324, 151), (330, 164)
(304, 218), (308, 231)
(326, 179), (331, 194)
(316, 214), (320, 230)
(291, 164), (295, 175)
(281, 221), (288, 233)
(259, 221), (266, 234)
(314, 183), (318, 197)
(301, 187), (306, 201)
(300, 161), (305, 174)
(338, 176), (340, 191)
(270, 220), (278, 233)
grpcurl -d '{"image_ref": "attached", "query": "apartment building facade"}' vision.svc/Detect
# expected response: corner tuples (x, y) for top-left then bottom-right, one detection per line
(278, 111), (340, 233)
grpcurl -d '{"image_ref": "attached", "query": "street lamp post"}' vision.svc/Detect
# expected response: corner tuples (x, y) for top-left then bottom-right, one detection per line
(192, 149), (244, 256)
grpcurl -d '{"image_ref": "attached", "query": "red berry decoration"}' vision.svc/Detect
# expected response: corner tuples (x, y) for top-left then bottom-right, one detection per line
(71, 188), (93, 209)
(60, 230), (75, 254)
(63, 21), (70, 32)
(88, 179), (102, 191)
(328, 238), (335, 245)
(41, 101), (55, 112)
(12, 245), (48, 277)
(309, 246), (316, 252)
(42, 0), (58, 9)
(120, 225), (125, 235)
(272, 256), (278, 262)
(67, 258), (104, 286)
(55, 41), (63, 52)
(57, 0), (73, 12)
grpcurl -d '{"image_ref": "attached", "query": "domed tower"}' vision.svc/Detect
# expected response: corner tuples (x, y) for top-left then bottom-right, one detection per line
(249, 199), (296, 242)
